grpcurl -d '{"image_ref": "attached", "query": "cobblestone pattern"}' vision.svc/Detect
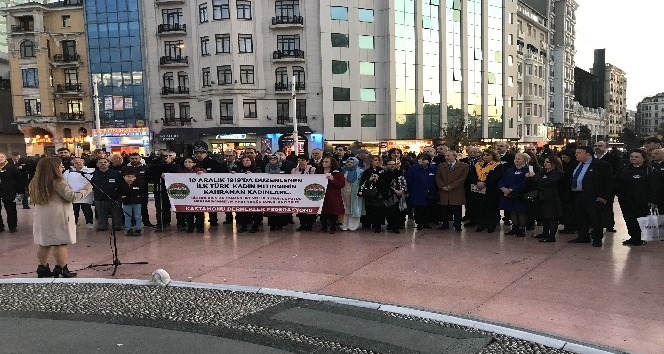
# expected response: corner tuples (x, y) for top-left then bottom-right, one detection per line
(0, 283), (573, 354)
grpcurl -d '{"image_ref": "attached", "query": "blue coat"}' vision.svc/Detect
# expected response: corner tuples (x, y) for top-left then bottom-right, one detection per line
(498, 165), (530, 212)
(405, 163), (437, 206)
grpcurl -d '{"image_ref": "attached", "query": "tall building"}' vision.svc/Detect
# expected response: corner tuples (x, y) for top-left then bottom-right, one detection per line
(589, 49), (627, 140)
(144, 0), (321, 156)
(4, 0), (92, 156)
(635, 92), (664, 137)
(145, 0), (518, 155)
(515, 0), (551, 144)
(550, 0), (577, 127)
(84, 0), (150, 154)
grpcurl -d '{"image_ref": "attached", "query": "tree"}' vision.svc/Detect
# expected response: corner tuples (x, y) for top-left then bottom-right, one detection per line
(619, 127), (641, 151)
(577, 124), (592, 145)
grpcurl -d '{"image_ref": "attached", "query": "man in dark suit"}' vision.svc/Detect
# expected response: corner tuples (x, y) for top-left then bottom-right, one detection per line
(460, 146), (482, 224)
(593, 141), (622, 233)
(569, 146), (613, 247)
(495, 141), (514, 224)
(9, 152), (35, 209)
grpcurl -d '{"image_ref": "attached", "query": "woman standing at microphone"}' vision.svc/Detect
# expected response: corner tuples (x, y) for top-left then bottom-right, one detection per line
(30, 157), (93, 278)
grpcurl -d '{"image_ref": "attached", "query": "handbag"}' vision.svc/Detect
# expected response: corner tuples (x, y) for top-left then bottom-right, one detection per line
(637, 208), (664, 241)
(357, 185), (378, 198)
(523, 189), (541, 201)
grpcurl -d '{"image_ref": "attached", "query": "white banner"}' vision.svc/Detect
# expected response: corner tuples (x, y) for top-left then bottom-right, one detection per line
(163, 173), (329, 213)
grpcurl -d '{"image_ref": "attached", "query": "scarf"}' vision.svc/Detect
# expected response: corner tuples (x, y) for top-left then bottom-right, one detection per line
(475, 161), (499, 182)
(265, 162), (282, 174)
(342, 157), (360, 183)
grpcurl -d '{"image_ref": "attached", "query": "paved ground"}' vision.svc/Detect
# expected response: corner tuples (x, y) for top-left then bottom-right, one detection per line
(0, 204), (661, 353)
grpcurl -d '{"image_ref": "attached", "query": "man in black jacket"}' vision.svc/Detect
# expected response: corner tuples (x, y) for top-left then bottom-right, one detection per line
(569, 146), (613, 247)
(0, 153), (24, 232)
(91, 157), (123, 231)
(460, 146), (482, 224)
(150, 151), (179, 230)
(594, 141), (622, 233)
(9, 152), (34, 209)
(496, 141), (514, 224)
(192, 141), (225, 227)
(122, 153), (152, 227)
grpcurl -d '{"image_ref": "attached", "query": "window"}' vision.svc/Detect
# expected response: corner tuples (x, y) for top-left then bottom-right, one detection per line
(331, 33), (349, 47)
(24, 99), (41, 116)
(220, 100), (233, 122)
(163, 72), (174, 88)
(202, 67), (211, 86)
(238, 34), (253, 53)
(62, 15), (71, 27)
(215, 34), (230, 53)
(277, 34), (300, 52)
(297, 100), (306, 119)
(508, 76), (513, 86)
(332, 60), (349, 74)
(293, 66), (305, 88)
(330, 6), (348, 20)
(205, 100), (213, 120)
(217, 65), (232, 85)
(275, 67), (288, 87)
(359, 62), (374, 75)
(164, 103), (175, 119)
(360, 88), (376, 102)
(178, 71), (189, 88)
(277, 100), (289, 118)
(240, 65), (254, 84)
(334, 114), (351, 127)
(243, 99), (257, 118)
(333, 87), (350, 101)
(164, 40), (184, 57)
(66, 100), (81, 114)
(61, 40), (76, 59)
(179, 102), (190, 119)
(361, 114), (376, 127)
(200, 36), (209, 55)
(199, 4), (208, 23)
(64, 69), (79, 84)
(20, 40), (35, 58)
(212, 0), (230, 20)
(276, 0), (299, 18)
(162, 8), (184, 25)
(508, 55), (513, 66)
(359, 35), (374, 49)
(358, 9), (374, 22)
(237, 0), (252, 20)
(22, 68), (38, 87)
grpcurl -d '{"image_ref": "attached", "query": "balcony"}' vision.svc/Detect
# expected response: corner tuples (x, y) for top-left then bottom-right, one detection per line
(277, 116), (308, 125)
(220, 116), (234, 124)
(159, 56), (189, 67)
(157, 23), (187, 35)
(56, 83), (82, 94)
(274, 82), (306, 92)
(161, 86), (190, 96)
(155, 0), (185, 4)
(271, 15), (304, 28)
(272, 50), (305, 61)
(11, 23), (35, 33)
(59, 112), (85, 121)
(52, 54), (80, 67)
(162, 117), (192, 126)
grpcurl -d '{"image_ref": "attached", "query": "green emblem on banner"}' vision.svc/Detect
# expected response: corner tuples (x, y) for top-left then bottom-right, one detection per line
(167, 183), (191, 199)
(303, 183), (326, 201)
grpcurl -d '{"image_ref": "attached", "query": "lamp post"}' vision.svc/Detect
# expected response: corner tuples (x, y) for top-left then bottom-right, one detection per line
(290, 75), (298, 155)
(93, 80), (102, 148)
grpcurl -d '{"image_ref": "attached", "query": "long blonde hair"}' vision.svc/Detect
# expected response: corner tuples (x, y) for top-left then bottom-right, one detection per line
(28, 157), (64, 205)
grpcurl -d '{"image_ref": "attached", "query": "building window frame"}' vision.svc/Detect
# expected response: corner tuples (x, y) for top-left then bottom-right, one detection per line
(205, 100), (213, 120)
(239, 65), (254, 84)
(220, 99), (233, 122)
(20, 40), (36, 58)
(200, 36), (210, 56)
(212, 0), (230, 20)
(24, 99), (41, 116)
(217, 65), (232, 85)
(236, 0), (252, 20)
(202, 67), (211, 87)
(215, 33), (230, 53)
(238, 34), (253, 53)
(199, 3), (209, 23)
(243, 99), (257, 118)
(334, 114), (351, 127)
(21, 68), (39, 87)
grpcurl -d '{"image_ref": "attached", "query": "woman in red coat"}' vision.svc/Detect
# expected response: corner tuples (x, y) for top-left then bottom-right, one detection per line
(318, 157), (345, 233)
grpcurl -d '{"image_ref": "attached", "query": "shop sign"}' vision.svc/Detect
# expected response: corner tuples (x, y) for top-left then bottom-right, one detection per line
(93, 127), (149, 137)
(379, 142), (388, 148)
(214, 134), (247, 139)
(31, 135), (52, 144)
(62, 137), (89, 144)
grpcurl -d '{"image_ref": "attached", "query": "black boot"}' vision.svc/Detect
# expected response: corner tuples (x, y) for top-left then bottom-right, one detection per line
(540, 230), (556, 242)
(506, 227), (519, 235)
(36, 264), (52, 278)
(516, 228), (526, 237)
(53, 265), (77, 278)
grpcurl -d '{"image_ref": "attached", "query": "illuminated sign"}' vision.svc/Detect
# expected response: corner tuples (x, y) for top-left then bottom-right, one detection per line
(93, 128), (149, 137)
(62, 137), (89, 144)
(214, 134), (247, 139)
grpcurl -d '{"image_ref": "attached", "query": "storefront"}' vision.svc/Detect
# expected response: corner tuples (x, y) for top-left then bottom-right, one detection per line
(385, 140), (433, 155)
(93, 127), (151, 155)
(208, 134), (258, 156)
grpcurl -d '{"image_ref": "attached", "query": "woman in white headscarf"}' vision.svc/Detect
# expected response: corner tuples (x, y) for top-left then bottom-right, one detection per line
(340, 157), (364, 231)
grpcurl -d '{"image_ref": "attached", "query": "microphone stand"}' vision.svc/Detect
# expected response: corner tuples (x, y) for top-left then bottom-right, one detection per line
(78, 171), (148, 276)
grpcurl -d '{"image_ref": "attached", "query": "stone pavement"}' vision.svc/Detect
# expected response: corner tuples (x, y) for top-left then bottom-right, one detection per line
(0, 204), (661, 353)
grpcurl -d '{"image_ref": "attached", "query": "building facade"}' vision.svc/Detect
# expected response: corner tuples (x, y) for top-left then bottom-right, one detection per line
(602, 63), (626, 139)
(84, 0), (150, 155)
(635, 92), (664, 137)
(550, 0), (577, 128)
(515, 0), (550, 143)
(4, 0), (93, 156)
(144, 0), (322, 156)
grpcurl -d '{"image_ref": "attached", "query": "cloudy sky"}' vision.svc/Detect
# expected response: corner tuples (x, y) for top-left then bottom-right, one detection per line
(574, 0), (663, 110)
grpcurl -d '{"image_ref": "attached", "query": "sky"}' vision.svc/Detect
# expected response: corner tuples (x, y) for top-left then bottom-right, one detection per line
(574, 0), (664, 110)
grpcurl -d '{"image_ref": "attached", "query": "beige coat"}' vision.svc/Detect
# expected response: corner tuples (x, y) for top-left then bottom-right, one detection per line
(435, 161), (469, 205)
(33, 179), (93, 246)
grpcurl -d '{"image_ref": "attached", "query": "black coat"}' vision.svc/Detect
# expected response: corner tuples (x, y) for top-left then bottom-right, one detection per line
(533, 169), (563, 218)
(118, 182), (147, 205)
(574, 159), (613, 202)
(9, 157), (35, 183)
(598, 152), (623, 177)
(500, 152), (515, 168)
(194, 155), (225, 173)
(0, 163), (24, 200)
(91, 168), (122, 201)
(615, 165), (660, 214)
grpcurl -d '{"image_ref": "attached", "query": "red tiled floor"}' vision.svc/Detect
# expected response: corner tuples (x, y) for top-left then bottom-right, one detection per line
(2, 205), (663, 353)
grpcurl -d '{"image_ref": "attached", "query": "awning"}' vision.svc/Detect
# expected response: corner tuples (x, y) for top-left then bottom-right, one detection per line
(156, 126), (314, 142)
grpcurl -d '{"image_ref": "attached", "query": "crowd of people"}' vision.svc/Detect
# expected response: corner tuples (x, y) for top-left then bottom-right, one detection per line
(6, 137), (664, 278)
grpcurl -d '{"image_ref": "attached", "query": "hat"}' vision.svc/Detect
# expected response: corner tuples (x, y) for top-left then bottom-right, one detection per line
(192, 141), (208, 153)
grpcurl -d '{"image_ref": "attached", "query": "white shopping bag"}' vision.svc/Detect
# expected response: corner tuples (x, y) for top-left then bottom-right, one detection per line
(637, 208), (664, 241)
